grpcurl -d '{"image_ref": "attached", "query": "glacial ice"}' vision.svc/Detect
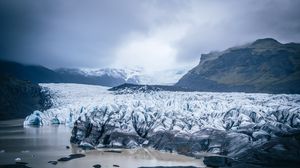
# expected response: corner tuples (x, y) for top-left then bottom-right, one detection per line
(51, 115), (60, 124)
(23, 110), (43, 126)
(24, 83), (300, 133)
(24, 83), (300, 161)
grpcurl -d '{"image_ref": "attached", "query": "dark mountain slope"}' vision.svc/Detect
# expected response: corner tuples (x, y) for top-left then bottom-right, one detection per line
(0, 60), (61, 83)
(109, 83), (192, 93)
(176, 38), (300, 94)
(0, 75), (51, 120)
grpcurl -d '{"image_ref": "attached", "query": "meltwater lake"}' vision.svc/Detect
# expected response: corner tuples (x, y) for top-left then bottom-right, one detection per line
(0, 119), (205, 168)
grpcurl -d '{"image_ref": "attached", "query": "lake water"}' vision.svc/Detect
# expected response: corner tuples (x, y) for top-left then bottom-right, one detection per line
(0, 119), (205, 168)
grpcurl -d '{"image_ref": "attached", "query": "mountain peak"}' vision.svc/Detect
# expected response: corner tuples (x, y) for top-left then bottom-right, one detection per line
(251, 38), (281, 47)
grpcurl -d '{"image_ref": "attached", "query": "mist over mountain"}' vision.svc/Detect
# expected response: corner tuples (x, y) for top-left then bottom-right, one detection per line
(176, 38), (300, 94)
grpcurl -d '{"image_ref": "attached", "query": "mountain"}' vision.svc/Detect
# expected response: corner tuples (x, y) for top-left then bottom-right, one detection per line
(0, 75), (51, 120)
(0, 60), (140, 87)
(0, 60), (62, 83)
(176, 38), (300, 94)
(55, 68), (140, 86)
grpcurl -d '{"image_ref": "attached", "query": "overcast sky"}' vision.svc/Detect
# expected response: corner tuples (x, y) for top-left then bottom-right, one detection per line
(1, 0), (300, 73)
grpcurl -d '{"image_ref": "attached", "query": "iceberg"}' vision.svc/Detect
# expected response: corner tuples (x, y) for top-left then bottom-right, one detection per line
(23, 110), (43, 126)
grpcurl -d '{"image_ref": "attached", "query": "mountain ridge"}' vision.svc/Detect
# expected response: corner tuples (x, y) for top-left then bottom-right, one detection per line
(0, 60), (140, 87)
(176, 38), (300, 94)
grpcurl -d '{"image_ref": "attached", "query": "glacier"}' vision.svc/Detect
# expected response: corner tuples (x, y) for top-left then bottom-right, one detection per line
(24, 83), (300, 165)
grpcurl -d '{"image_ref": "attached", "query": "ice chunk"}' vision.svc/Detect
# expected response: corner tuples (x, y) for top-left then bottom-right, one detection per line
(51, 115), (60, 125)
(23, 110), (43, 126)
(252, 130), (270, 141)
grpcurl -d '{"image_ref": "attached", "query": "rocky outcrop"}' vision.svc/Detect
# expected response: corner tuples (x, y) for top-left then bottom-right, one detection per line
(109, 83), (193, 94)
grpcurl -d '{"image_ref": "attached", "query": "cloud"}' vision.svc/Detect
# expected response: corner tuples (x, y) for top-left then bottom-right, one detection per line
(113, 22), (189, 72)
(0, 0), (150, 68)
(173, 0), (300, 62)
(1, 0), (300, 72)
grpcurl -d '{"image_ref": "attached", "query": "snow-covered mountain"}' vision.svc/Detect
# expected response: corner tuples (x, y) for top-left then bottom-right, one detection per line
(55, 68), (141, 86)
(0, 59), (188, 86)
(56, 67), (188, 86)
(0, 60), (142, 87)
(24, 83), (300, 165)
(59, 68), (140, 81)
